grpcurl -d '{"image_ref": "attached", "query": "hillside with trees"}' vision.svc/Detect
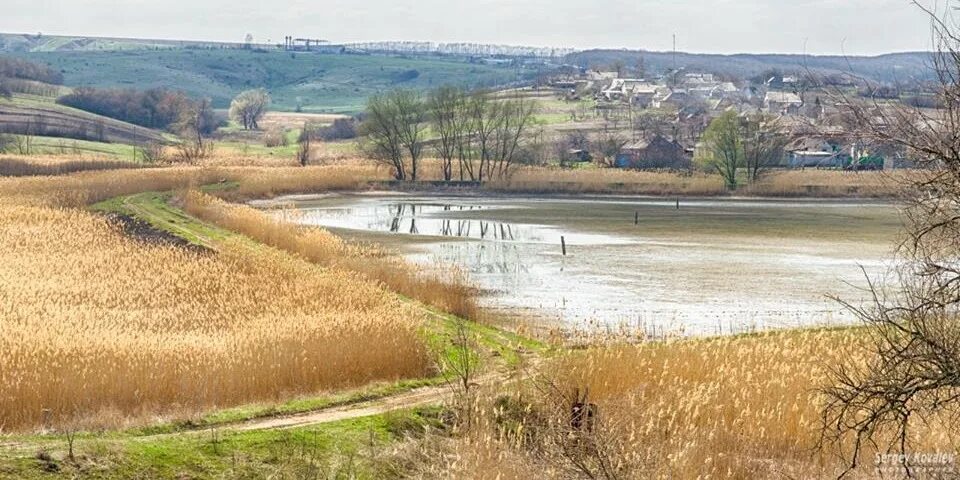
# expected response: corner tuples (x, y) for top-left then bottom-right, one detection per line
(8, 48), (530, 114)
(566, 49), (933, 84)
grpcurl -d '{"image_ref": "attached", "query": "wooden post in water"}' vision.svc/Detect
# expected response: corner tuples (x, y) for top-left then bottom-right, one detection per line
(676, 198), (680, 210)
(634, 211), (639, 225)
(561, 236), (567, 256)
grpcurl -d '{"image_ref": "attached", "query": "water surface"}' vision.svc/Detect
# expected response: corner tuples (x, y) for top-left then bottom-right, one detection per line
(260, 194), (901, 336)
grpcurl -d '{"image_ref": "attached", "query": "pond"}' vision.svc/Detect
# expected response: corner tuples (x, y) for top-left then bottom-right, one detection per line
(257, 193), (902, 336)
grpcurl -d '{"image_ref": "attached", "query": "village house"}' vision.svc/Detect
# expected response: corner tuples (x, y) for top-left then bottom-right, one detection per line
(764, 91), (803, 114)
(631, 84), (659, 108)
(654, 89), (693, 109)
(786, 137), (850, 168)
(615, 134), (690, 169)
(601, 78), (656, 102)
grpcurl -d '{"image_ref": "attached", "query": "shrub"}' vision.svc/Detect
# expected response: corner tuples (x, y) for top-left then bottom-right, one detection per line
(311, 118), (358, 141)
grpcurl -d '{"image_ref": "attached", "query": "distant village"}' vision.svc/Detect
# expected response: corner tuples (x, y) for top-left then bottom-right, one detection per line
(544, 67), (914, 171)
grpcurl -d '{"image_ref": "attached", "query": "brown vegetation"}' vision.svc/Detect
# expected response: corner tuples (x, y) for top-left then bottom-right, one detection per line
(0, 185), (429, 431)
(0, 155), (141, 177)
(483, 166), (903, 197)
(57, 87), (218, 134)
(182, 191), (478, 319)
(410, 329), (954, 478)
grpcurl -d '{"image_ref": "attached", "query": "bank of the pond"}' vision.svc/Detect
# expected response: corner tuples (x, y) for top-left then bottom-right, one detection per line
(260, 192), (901, 336)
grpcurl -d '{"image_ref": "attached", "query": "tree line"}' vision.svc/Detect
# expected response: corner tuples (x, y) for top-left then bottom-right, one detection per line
(0, 56), (63, 85)
(57, 87), (219, 134)
(361, 86), (536, 182)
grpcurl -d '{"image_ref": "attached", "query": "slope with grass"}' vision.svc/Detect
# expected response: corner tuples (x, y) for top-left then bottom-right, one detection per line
(0, 93), (168, 144)
(13, 49), (529, 113)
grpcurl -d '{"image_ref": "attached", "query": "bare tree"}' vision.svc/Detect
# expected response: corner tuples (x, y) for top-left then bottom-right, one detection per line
(13, 134), (32, 155)
(596, 127), (629, 167)
(741, 113), (787, 182)
(444, 318), (478, 431)
(173, 98), (213, 164)
(489, 92), (536, 179)
(391, 90), (427, 181)
(466, 91), (503, 183)
(820, 3), (960, 475)
(428, 85), (467, 181)
(361, 90), (425, 180)
(297, 121), (313, 166)
(137, 141), (166, 164)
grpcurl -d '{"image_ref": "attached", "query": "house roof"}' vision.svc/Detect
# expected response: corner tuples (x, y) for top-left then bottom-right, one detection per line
(622, 134), (682, 151)
(765, 91), (802, 105)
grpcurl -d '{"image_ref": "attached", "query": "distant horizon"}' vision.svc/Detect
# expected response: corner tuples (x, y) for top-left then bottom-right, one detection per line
(0, 30), (935, 59)
(0, 0), (937, 57)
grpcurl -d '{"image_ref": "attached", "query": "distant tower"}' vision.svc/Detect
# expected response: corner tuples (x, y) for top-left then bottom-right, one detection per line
(672, 34), (677, 73)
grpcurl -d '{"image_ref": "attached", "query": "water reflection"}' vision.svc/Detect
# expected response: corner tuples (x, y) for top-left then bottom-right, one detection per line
(377, 203), (523, 241)
(272, 195), (894, 335)
(297, 201), (633, 246)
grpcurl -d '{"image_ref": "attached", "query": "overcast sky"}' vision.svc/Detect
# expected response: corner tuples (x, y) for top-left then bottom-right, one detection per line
(0, 0), (939, 55)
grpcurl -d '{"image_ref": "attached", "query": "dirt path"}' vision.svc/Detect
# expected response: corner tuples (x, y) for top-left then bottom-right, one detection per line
(232, 384), (452, 432)
(120, 196), (218, 250)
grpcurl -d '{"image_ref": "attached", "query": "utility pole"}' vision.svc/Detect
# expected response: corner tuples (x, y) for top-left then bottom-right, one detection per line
(672, 34), (677, 84)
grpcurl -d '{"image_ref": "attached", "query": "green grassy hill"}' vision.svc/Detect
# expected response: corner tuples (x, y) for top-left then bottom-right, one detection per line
(0, 94), (169, 145)
(13, 49), (530, 114)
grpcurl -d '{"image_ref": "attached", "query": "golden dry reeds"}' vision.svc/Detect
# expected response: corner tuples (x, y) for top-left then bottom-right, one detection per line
(481, 166), (904, 198)
(485, 167), (729, 196)
(425, 329), (956, 479)
(0, 155), (140, 177)
(0, 167), (434, 432)
(0, 164), (381, 208)
(182, 190), (478, 319)
(739, 169), (907, 198)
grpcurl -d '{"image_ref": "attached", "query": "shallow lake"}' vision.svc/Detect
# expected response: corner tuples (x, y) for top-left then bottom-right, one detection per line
(258, 194), (903, 336)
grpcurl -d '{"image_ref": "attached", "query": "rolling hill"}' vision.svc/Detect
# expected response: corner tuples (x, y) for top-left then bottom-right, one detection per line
(1, 34), (532, 114)
(0, 94), (168, 144)
(564, 49), (935, 84)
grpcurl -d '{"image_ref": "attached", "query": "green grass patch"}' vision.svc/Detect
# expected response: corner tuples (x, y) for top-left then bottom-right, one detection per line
(26, 136), (140, 160)
(15, 49), (532, 113)
(0, 408), (444, 479)
(91, 191), (234, 247)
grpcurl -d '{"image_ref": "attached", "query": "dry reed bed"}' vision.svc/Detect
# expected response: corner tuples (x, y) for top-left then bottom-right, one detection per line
(0, 165), (381, 208)
(0, 166), (432, 431)
(426, 329), (955, 479)
(484, 167), (904, 198)
(0, 155), (141, 177)
(182, 191), (478, 319)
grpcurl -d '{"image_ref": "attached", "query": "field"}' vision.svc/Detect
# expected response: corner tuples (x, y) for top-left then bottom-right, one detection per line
(12, 49), (530, 113)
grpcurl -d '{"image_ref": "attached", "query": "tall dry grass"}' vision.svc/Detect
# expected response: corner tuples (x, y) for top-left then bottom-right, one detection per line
(482, 166), (904, 198)
(0, 155), (141, 177)
(739, 169), (906, 198)
(0, 165), (382, 208)
(419, 329), (956, 479)
(182, 191), (478, 319)
(486, 167), (729, 196)
(0, 167), (434, 432)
